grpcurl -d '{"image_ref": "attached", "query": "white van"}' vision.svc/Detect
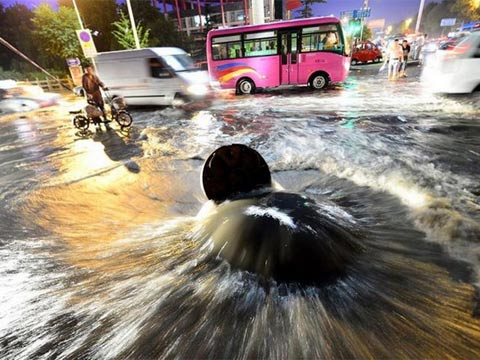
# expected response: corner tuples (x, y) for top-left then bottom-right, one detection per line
(93, 47), (210, 106)
(421, 31), (480, 94)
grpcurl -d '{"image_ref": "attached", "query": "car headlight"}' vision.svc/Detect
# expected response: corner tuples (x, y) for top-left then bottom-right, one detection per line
(187, 84), (209, 96)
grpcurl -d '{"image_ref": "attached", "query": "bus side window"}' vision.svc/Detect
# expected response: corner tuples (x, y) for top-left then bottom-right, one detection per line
(291, 33), (298, 63)
(220, 45), (227, 59)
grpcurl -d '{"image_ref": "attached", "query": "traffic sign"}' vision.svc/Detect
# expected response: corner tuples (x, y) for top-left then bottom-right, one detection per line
(353, 8), (371, 19)
(340, 10), (354, 19)
(66, 58), (81, 66)
(440, 18), (456, 27)
(76, 29), (97, 58)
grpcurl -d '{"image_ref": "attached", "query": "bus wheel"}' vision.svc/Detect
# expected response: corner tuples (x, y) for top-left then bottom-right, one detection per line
(309, 73), (329, 90)
(236, 78), (255, 95)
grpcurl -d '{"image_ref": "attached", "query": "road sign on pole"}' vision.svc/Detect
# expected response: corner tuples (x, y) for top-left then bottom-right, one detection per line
(440, 18), (456, 27)
(352, 8), (371, 19)
(76, 29), (97, 58)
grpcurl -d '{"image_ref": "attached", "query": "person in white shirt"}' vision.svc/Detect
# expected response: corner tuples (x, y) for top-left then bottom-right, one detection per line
(385, 39), (404, 81)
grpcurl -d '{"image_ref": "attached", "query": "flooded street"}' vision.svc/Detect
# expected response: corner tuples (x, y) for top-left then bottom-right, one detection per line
(1, 64), (480, 359)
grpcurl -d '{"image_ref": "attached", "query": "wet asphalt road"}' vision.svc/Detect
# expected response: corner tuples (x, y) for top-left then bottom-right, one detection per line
(1, 61), (480, 359)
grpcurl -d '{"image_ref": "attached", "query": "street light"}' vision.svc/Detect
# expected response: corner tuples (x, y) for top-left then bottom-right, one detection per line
(415, 0), (426, 34)
(404, 18), (413, 32)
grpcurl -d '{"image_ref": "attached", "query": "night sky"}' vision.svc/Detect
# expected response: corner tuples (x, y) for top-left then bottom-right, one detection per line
(0, 0), (433, 26)
(312, 0), (433, 25)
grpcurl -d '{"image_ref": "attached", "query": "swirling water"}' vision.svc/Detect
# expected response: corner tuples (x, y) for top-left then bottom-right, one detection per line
(1, 66), (480, 359)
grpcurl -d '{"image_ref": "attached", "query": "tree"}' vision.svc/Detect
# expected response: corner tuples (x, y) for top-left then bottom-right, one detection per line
(58, 0), (118, 52)
(361, 24), (372, 41)
(450, 0), (480, 22)
(112, 10), (150, 49)
(296, 0), (326, 19)
(0, 4), (36, 72)
(31, 4), (81, 66)
(117, 0), (195, 53)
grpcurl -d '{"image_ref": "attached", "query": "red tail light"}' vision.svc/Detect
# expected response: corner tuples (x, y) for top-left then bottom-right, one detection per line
(452, 43), (471, 56)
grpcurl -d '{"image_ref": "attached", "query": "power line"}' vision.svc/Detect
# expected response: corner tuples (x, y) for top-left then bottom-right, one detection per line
(0, 36), (72, 92)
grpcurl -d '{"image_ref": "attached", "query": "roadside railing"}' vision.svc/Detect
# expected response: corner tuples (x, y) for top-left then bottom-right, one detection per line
(16, 77), (75, 92)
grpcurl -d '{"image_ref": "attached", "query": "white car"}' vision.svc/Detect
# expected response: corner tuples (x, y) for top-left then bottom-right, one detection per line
(0, 80), (60, 114)
(421, 31), (480, 93)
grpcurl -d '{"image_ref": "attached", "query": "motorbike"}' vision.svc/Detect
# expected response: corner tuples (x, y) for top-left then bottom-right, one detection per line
(72, 91), (132, 131)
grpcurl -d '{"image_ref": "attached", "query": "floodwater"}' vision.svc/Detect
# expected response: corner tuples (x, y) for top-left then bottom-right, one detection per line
(1, 64), (480, 359)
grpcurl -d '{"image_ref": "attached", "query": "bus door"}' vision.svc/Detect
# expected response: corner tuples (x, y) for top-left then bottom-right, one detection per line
(280, 31), (299, 85)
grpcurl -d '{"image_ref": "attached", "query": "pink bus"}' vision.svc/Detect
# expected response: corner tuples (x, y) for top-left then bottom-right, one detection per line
(206, 16), (350, 95)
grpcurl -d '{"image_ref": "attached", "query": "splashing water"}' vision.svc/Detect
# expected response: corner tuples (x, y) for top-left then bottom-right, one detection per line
(1, 66), (480, 359)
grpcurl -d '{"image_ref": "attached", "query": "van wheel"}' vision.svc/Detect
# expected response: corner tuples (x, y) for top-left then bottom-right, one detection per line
(172, 93), (188, 107)
(236, 78), (255, 95)
(309, 73), (329, 90)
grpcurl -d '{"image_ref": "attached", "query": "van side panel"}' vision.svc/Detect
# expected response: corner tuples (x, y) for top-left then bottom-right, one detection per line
(94, 48), (189, 106)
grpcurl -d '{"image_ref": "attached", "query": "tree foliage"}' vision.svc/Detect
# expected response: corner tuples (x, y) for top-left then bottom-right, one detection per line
(401, 0), (480, 37)
(450, 0), (480, 21)
(0, 4), (36, 72)
(31, 4), (81, 61)
(117, 0), (197, 56)
(112, 10), (150, 49)
(360, 24), (372, 41)
(58, 0), (118, 52)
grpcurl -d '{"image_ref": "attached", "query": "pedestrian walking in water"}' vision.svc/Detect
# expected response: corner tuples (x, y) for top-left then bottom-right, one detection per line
(384, 39), (404, 81)
(399, 39), (411, 77)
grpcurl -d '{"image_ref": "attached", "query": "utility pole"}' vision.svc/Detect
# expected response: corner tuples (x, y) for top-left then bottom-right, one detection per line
(415, 0), (426, 34)
(72, 0), (84, 29)
(359, 0), (369, 41)
(126, 0), (141, 49)
(72, 0), (97, 72)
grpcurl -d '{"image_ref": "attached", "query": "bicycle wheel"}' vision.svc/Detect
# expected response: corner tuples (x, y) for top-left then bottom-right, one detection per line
(73, 115), (89, 131)
(115, 110), (133, 128)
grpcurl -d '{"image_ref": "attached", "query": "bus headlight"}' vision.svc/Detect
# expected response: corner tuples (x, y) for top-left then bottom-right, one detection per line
(187, 84), (209, 96)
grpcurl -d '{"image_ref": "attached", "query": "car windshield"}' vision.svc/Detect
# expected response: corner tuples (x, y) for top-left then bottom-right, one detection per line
(162, 54), (197, 72)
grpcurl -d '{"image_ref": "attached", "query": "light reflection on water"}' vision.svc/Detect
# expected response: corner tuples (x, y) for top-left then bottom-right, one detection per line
(1, 66), (480, 358)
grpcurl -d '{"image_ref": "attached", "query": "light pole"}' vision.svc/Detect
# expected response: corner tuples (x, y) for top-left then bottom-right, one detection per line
(359, 0), (369, 42)
(404, 18), (413, 32)
(126, 0), (141, 49)
(72, 0), (97, 71)
(72, 0), (84, 30)
(415, 0), (426, 34)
